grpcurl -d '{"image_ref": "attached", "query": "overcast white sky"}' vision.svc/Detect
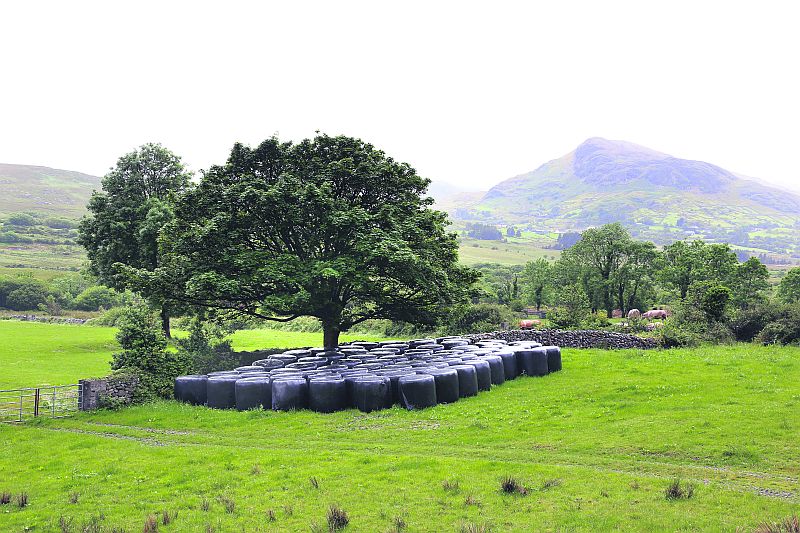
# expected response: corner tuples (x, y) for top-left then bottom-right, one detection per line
(1, 1), (798, 192)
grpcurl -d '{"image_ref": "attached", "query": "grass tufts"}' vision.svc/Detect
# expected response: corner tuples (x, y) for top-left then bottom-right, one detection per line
(59, 515), (74, 533)
(16, 491), (29, 508)
(755, 515), (800, 533)
(267, 508), (276, 522)
(218, 494), (235, 514)
(665, 479), (695, 500)
(200, 498), (210, 512)
(68, 491), (80, 504)
(442, 479), (460, 492)
(461, 524), (490, 533)
(283, 504), (294, 516)
(143, 514), (158, 533)
(541, 478), (562, 490)
(500, 476), (528, 496)
(464, 494), (482, 507)
(309, 476), (320, 489)
(327, 504), (350, 531)
(161, 509), (177, 525)
(0, 491), (11, 505)
(251, 463), (262, 475)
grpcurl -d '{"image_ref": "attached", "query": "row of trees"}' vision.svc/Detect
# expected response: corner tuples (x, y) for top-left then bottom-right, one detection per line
(78, 137), (477, 348)
(476, 223), (775, 323)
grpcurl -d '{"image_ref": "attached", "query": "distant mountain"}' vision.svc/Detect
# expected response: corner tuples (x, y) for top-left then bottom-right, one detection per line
(0, 163), (100, 218)
(428, 180), (486, 213)
(448, 138), (800, 256)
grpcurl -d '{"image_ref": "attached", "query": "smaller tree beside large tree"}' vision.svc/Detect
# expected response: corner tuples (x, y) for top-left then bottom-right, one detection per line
(78, 143), (191, 337)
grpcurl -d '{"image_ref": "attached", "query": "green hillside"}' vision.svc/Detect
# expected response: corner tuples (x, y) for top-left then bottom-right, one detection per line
(0, 163), (100, 218)
(447, 138), (800, 259)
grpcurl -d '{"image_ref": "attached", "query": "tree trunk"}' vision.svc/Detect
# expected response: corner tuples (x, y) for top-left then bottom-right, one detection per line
(323, 325), (340, 350)
(161, 306), (171, 339)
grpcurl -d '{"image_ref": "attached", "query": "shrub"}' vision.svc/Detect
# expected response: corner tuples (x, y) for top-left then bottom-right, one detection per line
(176, 318), (238, 374)
(86, 306), (129, 327)
(71, 285), (120, 311)
(0, 277), (49, 310)
(583, 312), (611, 329)
(445, 303), (512, 335)
(6, 213), (38, 226)
(757, 304), (800, 345)
(111, 304), (191, 399)
(700, 285), (732, 322)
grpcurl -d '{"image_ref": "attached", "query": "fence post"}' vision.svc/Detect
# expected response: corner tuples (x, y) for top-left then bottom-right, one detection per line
(18, 393), (23, 422)
(34, 388), (40, 417)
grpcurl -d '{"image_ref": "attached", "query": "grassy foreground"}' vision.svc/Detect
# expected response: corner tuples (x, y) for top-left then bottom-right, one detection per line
(0, 321), (388, 389)
(1, 344), (799, 531)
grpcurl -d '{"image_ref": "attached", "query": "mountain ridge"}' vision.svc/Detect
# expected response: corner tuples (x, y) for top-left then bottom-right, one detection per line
(448, 138), (800, 256)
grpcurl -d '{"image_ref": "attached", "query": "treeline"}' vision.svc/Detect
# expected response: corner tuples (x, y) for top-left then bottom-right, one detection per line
(471, 222), (800, 345)
(0, 274), (124, 313)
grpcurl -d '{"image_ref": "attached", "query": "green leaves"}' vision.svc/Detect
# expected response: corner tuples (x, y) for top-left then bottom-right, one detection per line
(153, 133), (477, 346)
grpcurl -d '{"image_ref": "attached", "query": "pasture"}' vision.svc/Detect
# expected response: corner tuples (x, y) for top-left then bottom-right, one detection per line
(0, 325), (798, 531)
(0, 321), (389, 390)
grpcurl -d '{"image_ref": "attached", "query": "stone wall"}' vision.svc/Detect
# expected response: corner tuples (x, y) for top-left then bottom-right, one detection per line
(464, 329), (661, 349)
(79, 374), (140, 410)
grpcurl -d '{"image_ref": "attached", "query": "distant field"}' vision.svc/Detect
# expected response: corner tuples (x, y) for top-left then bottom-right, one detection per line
(0, 321), (390, 389)
(458, 238), (560, 265)
(1, 344), (798, 531)
(0, 242), (85, 274)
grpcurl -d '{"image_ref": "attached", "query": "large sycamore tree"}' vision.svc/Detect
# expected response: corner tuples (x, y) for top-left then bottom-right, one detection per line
(135, 134), (478, 348)
(78, 143), (191, 337)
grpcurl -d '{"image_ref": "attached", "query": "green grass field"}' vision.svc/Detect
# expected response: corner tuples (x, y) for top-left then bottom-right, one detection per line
(458, 238), (560, 265)
(0, 321), (389, 390)
(1, 323), (799, 531)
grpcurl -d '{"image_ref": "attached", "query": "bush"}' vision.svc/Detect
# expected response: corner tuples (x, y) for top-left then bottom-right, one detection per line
(700, 285), (732, 322)
(176, 317), (238, 374)
(583, 312), (611, 329)
(756, 304), (800, 345)
(730, 304), (777, 342)
(6, 213), (38, 226)
(445, 303), (512, 335)
(86, 306), (129, 327)
(111, 304), (191, 399)
(71, 285), (120, 311)
(2, 279), (49, 310)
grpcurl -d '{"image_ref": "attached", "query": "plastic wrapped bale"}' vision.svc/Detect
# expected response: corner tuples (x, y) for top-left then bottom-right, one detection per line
(235, 377), (271, 411)
(352, 376), (391, 412)
(398, 374), (437, 410)
(423, 368), (460, 403)
(297, 356), (329, 368)
(451, 365), (479, 398)
(235, 365), (267, 373)
(174, 375), (208, 405)
(351, 341), (380, 350)
(270, 354), (299, 365)
(543, 345), (562, 372)
(380, 371), (415, 406)
(285, 362), (318, 371)
(254, 359), (285, 371)
(481, 355), (506, 385)
(308, 378), (347, 413)
(464, 359), (492, 391)
(515, 348), (549, 376)
(271, 378), (309, 411)
(495, 351), (519, 379)
(206, 375), (240, 409)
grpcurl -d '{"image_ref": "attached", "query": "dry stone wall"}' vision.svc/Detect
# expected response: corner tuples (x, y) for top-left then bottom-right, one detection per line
(464, 329), (660, 349)
(79, 374), (139, 410)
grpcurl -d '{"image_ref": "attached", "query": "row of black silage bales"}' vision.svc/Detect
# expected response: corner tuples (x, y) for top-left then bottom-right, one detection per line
(174, 337), (562, 413)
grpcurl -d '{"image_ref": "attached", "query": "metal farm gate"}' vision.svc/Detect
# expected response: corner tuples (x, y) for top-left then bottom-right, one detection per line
(0, 384), (82, 423)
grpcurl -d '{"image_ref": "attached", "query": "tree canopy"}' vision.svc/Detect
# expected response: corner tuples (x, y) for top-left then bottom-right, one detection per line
(78, 143), (191, 336)
(134, 134), (478, 348)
